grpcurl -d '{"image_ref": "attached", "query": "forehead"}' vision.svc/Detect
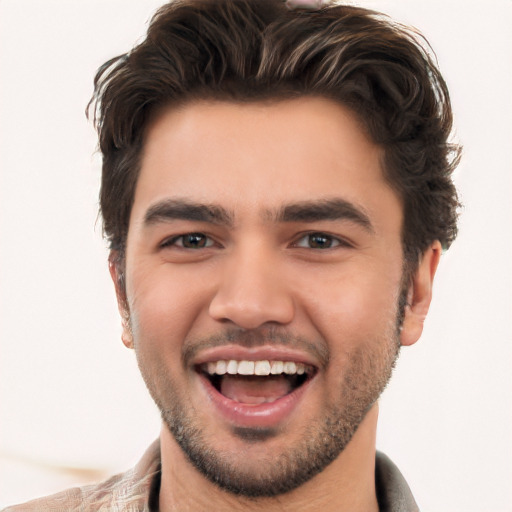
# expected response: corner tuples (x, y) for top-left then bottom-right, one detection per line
(132, 97), (401, 228)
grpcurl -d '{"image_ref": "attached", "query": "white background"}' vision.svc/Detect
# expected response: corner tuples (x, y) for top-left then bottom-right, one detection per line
(1, 1), (511, 510)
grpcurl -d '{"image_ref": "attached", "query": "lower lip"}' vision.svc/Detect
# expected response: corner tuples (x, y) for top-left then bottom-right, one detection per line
(198, 372), (313, 428)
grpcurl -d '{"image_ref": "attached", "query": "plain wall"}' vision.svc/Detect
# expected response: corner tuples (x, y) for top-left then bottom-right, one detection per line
(1, 1), (511, 510)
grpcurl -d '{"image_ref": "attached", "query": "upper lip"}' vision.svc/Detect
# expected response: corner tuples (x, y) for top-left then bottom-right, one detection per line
(191, 345), (320, 369)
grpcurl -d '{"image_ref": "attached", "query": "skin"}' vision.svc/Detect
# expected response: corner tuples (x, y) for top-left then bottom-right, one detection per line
(111, 97), (440, 511)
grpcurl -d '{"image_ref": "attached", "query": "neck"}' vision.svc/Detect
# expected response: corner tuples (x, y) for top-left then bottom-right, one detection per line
(158, 404), (380, 512)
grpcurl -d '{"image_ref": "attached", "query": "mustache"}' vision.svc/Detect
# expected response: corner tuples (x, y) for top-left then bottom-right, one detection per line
(182, 327), (330, 369)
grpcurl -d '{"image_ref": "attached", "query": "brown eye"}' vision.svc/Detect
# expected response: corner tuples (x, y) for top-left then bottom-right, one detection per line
(182, 233), (209, 248)
(162, 233), (214, 249)
(308, 233), (334, 249)
(295, 232), (346, 249)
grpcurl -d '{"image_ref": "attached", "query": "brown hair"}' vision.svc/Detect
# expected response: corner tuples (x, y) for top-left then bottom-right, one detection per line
(88, 0), (460, 273)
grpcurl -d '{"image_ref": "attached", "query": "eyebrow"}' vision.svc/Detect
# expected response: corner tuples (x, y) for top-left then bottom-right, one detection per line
(274, 198), (374, 232)
(143, 197), (373, 233)
(144, 199), (234, 227)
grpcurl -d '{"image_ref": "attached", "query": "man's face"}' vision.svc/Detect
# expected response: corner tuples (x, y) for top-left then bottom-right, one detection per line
(118, 97), (409, 496)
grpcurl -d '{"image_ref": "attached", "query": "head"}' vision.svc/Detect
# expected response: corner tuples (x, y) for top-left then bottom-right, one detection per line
(89, 0), (460, 499)
(90, 0), (460, 280)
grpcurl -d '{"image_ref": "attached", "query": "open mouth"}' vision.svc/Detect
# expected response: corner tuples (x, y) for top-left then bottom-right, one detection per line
(198, 360), (316, 405)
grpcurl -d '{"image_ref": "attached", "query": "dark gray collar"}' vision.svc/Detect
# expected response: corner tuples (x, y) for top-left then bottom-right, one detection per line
(375, 452), (420, 512)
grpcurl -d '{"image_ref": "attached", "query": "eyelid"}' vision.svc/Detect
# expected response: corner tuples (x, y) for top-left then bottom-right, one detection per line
(158, 231), (354, 250)
(159, 232), (216, 249)
(292, 231), (354, 249)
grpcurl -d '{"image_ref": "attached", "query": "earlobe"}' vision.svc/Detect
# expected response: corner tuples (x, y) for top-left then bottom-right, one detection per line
(400, 241), (442, 347)
(108, 251), (134, 349)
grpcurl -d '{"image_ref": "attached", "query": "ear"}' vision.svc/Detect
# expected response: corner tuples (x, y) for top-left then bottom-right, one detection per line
(400, 241), (442, 347)
(108, 251), (134, 349)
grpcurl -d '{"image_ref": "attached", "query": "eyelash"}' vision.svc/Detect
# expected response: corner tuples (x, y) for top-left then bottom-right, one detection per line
(160, 231), (352, 250)
(160, 233), (215, 249)
(292, 232), (352, 250)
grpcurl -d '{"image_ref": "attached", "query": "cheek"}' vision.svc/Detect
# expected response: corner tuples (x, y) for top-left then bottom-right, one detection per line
(126, 263), (209, 349)
(297, 263), (402, 346)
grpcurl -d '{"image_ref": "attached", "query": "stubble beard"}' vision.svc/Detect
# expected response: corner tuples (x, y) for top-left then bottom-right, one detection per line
(135, 317), (402, 498)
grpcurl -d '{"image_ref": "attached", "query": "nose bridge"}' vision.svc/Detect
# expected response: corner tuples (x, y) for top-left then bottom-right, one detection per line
(209, 239), (295, 329)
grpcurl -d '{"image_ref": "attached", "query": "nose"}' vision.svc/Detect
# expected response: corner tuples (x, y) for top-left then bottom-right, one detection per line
(209, 245), (295, 330)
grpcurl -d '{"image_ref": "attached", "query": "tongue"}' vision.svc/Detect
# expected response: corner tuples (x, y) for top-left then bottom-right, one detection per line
(220, 375), (292, 404)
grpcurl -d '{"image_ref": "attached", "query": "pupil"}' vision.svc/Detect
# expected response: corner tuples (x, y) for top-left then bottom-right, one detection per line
(310, 233), (331, 249)
(184, 233), (206, 248)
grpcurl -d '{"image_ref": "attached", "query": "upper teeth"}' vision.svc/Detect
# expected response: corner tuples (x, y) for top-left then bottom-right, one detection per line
(204, 360), (307, 376)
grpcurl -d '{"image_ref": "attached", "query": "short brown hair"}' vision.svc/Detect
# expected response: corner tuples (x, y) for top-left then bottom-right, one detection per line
(88, 0), (461, 272)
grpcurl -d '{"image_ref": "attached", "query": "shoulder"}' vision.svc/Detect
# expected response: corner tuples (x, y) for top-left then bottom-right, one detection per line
(2, 472), (153, 512)
(2, 486), (83, 512)
(2, 476), (118, 512)
(2, 440), (161, 512)
(375, 451), (420, 512)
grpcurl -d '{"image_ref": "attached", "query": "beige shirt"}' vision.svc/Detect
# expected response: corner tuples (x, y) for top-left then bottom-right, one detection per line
(2, 440), (419, 512)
